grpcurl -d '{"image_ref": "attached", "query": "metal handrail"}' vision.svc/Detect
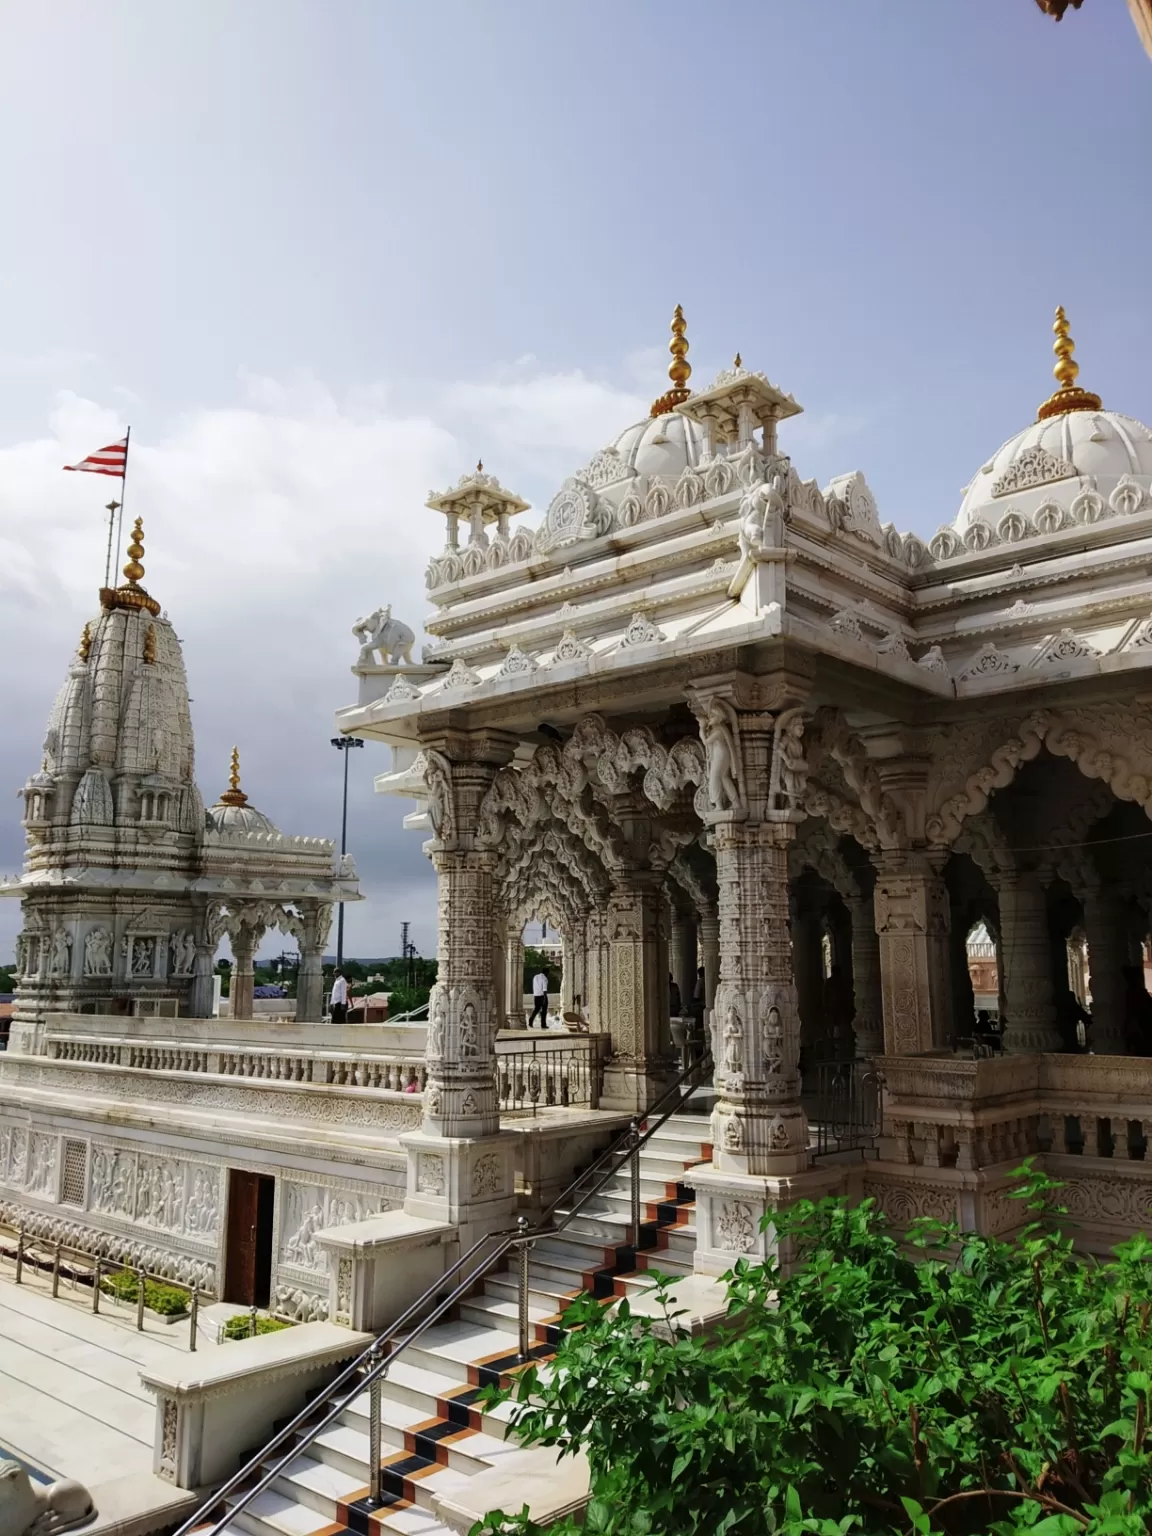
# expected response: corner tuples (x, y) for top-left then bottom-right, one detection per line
(177, 1053), (711, 1536)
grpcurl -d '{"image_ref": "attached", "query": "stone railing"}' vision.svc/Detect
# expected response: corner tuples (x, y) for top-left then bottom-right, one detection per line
(877, 1050), (1152, 1171)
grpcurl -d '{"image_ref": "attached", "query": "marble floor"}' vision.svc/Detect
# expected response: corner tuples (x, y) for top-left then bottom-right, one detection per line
(0, 1269), (192, 1487)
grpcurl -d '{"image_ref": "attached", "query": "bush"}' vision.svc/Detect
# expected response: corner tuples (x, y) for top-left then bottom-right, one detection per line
(386, 985), (431, 1017)
(476, 1165), (1152, 1536)
(101, 1269), (190, 1316)
(222, 1312), (292, 1341)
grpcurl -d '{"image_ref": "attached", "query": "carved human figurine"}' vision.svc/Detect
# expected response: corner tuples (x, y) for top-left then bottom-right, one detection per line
(84, 928), (112, 977)
(427, 988), (447, 1060)
(459, 1001), (480, 1057)
(772, 708), (808, 808)
(48, 928), (72, 978)
(131, 937), (155, 977)
(702, 699), (744, 813)
(723, 1004), (744, 1076)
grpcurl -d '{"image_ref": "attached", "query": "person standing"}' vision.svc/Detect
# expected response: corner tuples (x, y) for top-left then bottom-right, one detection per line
(529, 969), (549, 1028)
(330, 970), (349, 1024)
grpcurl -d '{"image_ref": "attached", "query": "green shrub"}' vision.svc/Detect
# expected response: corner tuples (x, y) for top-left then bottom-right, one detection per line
(222, 1312), (292, 1341)
(100, 1269), (189, 1316)
(475, 1164), (1152, 1536)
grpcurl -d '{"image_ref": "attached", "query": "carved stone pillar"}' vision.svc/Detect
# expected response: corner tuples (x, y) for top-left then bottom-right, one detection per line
(189, 943), (217, 1019)
(699, 901), (720, 1010)
(874, 854), (951, 1055)
(791, 892), (825, 1058)
(402, 733), (519, 1246)
(504, 926), (525, 1026)
(847, 893), (884, 1057)
(996, 871), (1062, 1053)
(295, 903), (330, 1024)
(560, 931), (574, 1011)
(686, 674), (839, 1277)
(492, 926), (507, 1031)
(584, 905), (612, 1033)
(229, 925), (260, 1021)
(601, 861), (676, 1112)
(671, 910), (697, 1012)
(1083, 888), (1126, 1053)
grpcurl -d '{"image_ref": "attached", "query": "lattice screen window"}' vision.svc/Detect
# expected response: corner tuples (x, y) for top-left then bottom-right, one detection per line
(60, 1139), (88, 1206)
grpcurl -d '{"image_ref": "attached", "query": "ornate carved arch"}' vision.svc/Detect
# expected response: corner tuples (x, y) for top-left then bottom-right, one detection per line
(926, 707), (1152, 846)
(788, 821), (859, 898)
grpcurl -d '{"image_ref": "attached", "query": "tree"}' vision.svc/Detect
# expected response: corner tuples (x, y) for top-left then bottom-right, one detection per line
(0, 966), (15, 995)
(477, 1168), (1152, 1535)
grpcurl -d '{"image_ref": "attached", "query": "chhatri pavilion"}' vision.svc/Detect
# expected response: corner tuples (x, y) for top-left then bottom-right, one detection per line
(339, 304), (1152, 1260)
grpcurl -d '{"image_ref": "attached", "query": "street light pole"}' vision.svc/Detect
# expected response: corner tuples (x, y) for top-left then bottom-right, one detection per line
(330, 736), (364, 971)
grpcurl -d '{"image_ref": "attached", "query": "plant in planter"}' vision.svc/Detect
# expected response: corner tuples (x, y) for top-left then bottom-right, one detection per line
(221, 1312), (291, 1341)
(474, 1165), (1152, 1536)
(100, 1269), (190, 1317)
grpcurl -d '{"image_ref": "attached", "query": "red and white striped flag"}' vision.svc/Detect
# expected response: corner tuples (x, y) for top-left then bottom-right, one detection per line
(63, 437), (128, 478)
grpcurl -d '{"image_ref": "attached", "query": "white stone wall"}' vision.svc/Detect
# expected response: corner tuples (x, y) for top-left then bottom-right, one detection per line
(0, 1113), (405, 1318)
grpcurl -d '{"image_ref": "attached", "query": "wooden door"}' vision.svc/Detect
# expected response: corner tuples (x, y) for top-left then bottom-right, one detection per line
(224, 1169), (260, 1304)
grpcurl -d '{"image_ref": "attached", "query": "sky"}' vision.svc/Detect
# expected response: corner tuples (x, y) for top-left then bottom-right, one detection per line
(0, 0), (1149, 964)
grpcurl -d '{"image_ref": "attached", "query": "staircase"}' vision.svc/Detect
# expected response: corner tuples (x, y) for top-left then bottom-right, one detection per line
(216, 1112), (712, 1536)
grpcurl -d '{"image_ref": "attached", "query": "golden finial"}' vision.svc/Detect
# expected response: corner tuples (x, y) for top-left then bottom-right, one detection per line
(476, 459), (484, 474)
(142, 625), (157, 665)
(650, 304), (693, 417)
(78, 622), (92, 662)
(218, 746), (249, 807)
(101, 514), (160, 617)
(733, 352), (742, 369)
(123, 517), (146, 584)
(1036, 305), (1103, 421)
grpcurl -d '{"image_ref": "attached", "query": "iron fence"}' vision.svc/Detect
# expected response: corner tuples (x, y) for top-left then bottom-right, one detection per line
(496, 1040), (598, 1115)
(804, 1059), (883, 1156)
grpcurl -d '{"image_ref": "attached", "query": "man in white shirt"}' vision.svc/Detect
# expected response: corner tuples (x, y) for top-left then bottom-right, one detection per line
(330, 970), (349, 1023)
(529, 970), (549, 1028)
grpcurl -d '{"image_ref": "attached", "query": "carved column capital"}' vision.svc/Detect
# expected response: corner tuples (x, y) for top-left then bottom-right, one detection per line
(686, 671), (811, 826)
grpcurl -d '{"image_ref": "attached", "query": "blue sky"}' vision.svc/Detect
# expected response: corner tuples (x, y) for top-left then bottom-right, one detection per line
(0, 1), (1149, 961)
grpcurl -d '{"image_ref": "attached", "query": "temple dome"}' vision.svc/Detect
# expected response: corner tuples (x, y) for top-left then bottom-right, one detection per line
(206, 800), (280, 836)
(955, 410), (1152, 534)
(205, 747), (279, 836)
(608, 411), (706, 480)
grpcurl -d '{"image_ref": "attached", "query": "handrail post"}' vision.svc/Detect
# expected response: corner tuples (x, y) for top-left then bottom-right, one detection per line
(15, 1225), (24, 1285)
(93, 1258), (101, 1313)
(136, 1267), (147, 1331)
(629, 1119), (642, 1243)
(516, 1215), (532, 1361)
(52, 1241), (62, 1298)
(250, 1305), (258, 1339)
(367, 1341), (383, 1505)
(189, 1287), (199, 1352)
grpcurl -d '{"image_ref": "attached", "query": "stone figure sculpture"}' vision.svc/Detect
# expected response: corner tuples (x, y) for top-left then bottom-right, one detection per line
(352, 606), (416, 667)
(701, 699), (745, 813)
(48, 929), (72, 977)
(170, 930), (196, 975)
(0, 1458), (95, 1536)
(83, 929), (112, 977)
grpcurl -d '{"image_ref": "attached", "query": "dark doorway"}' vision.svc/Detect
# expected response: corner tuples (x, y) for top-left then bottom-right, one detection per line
(224, 1169), (276, 1307)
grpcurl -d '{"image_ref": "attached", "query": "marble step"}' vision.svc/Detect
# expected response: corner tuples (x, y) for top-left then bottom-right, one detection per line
(483, 1275), (582, 1315)
(304, 1414), (509, 1482)
(459, 1292), (559, 1338)
(341, 1383), (511, 1445)
(395, 1318), (538, 1387)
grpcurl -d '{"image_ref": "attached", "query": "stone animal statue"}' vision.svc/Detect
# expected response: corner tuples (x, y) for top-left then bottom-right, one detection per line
(352, 606), (416, 667)
(0, 1459), (95, 1536)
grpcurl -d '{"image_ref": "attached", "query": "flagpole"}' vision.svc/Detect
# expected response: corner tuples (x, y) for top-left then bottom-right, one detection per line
(102, 499), (120, 589)
(113, 426), (132, 580)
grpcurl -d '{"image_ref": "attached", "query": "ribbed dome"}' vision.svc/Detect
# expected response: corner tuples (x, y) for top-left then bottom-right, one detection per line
(609, 412), (706, 480)
(955, 410), (1152, 534)
(206, 800), (280, 836)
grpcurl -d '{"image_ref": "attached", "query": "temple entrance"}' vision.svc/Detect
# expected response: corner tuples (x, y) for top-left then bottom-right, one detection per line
(223, 1169), (275, 1307)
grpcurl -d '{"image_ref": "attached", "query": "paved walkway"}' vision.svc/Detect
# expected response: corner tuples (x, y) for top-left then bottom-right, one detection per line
(0, 1269), (193, 1486)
